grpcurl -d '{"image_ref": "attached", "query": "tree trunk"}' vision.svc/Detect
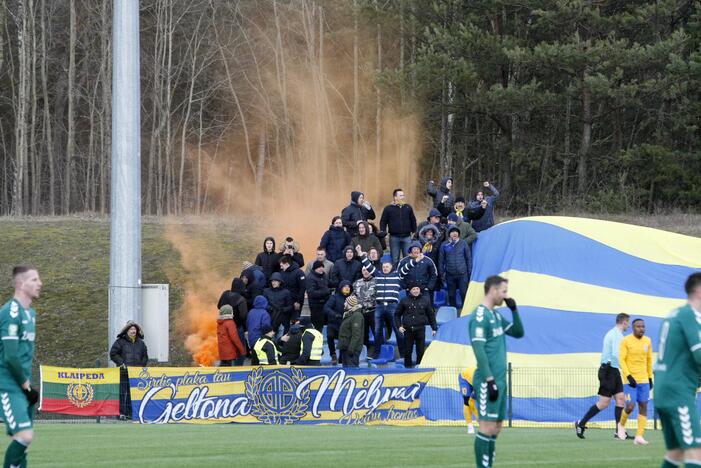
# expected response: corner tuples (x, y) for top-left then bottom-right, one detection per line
(562, 94), (572, 200)
(577, 67), (592, 195)
(28, 0), (39, 214)
(12, 0), (28, 216)
(352, 0), (359, 186)
(40, 0), (54, 214)
(63, 0), (76, 214)
(375, 2), (382, 195)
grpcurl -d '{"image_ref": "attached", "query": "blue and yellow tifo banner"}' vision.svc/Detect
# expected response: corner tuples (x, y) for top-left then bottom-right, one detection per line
(420, 216), (701, 424)
(128, 366), (434, 425)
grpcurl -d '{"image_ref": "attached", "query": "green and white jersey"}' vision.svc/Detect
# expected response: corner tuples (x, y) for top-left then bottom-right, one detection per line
(469, 304), (511, 381)
(654, 304), (701, 402)
(0, 299), (36, 389)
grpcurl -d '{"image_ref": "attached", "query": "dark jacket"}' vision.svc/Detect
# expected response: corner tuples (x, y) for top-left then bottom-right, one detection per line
(380, 203), (417, 237)
(439, 237), (472, 277)
(263, 272), (294, 325)
(109, 321), (148, 367)
(306, 270), (332, 309)
(470, 184), (500, 232)
(397, 242), (439, 291)
(427, 177), (454, 213)
(246, 296), (272, 347)
(329, 248), (362, 288)
(217, 279), (248, 328)
(279, 323), (304, 364)
(279, 262), (306, 306)
(254, 237), (280, 279)
(240, 269), (264, 311)
(418, 224), (442, 267)
(339, 308), (364, 354)
(351, 222), (383, 256)
(324, 281), (352, 331)
(341, 191), (376, 236)
(394, 294), (437, 331)
(320, 226), (353, 263)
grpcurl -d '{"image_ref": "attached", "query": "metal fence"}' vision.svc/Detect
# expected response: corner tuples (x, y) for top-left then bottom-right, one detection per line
(422, 364), (658, 429)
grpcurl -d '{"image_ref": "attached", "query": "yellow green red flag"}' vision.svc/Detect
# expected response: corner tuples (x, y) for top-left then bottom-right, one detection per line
(39, 366), (120, 416)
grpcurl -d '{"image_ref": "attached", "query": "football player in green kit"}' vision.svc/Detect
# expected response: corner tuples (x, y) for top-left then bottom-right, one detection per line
(0, 266), (41, 468)
(469, 275), (524, 467)
(654, 272), (701, 468)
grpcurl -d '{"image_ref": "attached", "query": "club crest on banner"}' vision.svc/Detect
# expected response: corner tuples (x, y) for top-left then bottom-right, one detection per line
(246, 367), (310, 424)
(66, 382), (95, 408)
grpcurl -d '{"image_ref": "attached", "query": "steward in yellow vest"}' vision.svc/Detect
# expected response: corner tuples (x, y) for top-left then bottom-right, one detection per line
(253, 325), (280, 365)
(295, 316), (323, 366)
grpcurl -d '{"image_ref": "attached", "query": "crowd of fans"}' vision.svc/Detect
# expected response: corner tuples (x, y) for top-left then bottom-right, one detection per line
(216, 178), (500, 369)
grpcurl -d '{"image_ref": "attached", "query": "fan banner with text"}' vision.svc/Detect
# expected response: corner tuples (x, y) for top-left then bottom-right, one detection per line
(128, 366), (434, 425)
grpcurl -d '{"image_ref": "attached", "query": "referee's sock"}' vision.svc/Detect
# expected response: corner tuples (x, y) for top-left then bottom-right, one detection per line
(615, 406), (623, 425)
(474, 432), (492, 467)
(579, 405), (601, 426)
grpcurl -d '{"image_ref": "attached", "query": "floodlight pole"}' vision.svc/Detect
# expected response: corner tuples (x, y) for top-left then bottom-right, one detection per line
(108, 0), (142, 361)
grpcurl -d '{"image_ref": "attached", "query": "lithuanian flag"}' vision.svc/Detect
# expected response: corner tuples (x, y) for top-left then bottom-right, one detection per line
(39, 366), (120, 416)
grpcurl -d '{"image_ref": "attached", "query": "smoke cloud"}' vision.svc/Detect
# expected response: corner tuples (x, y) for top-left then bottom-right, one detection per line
(168, 3), (424, 365)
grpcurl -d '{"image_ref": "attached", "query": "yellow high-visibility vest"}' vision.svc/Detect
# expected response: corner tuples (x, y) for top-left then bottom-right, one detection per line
(254, 336), (280, 365)
(301, 328), (323, 361)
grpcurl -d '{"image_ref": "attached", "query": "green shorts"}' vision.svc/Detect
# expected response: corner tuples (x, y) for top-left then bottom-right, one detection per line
(472, 374), (507, 421)
(0, 390), (33, 436)
(657, 400), (701, 451)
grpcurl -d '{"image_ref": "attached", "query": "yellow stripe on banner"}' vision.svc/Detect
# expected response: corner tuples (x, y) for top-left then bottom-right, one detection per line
(503, 216), (701, 268)
(459, 270), (684, 318)
(41, 366), (120, 385)
(421, 342), (652, 398)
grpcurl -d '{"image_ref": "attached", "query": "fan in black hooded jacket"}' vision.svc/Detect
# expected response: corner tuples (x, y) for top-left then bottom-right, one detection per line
(217, 278), (248, 329)
(341, 191), (376, 236)
(254, 237), (280, 279)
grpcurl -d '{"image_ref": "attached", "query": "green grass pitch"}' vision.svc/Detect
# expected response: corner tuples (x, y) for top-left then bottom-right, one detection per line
(24, 424), (665, 467)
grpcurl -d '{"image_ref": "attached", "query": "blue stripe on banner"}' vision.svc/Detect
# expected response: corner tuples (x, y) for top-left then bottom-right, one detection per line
(470, 220), (695, 298)
(434, 307), (662, 354)
(420, 387), (700, 423)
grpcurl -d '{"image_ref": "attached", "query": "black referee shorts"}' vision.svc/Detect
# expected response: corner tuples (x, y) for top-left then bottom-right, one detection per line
(597, 363), (623, 397)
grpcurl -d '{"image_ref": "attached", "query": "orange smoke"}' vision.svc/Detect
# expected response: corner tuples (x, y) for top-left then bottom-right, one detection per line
(165, 222), (228, 366)
(172, 3), (425, 363)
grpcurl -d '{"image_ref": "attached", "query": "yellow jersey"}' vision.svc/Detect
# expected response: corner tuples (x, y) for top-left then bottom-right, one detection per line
(619, 334), (653, 383)
(460, 367), (475, 385)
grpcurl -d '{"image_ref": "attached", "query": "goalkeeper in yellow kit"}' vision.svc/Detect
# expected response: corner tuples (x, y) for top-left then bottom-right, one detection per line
(618, 318), (653, 445)
(458, 367), (478, 433)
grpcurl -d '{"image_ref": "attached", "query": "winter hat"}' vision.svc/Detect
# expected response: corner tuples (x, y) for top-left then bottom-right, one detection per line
(447, 213), (459, 222)
(261, 324), (274, 335)
(380, 254), (393, 265)
(447, 225), (461, 235)
(242, 261), (254, 270)
(428, 208), (441, 219)
(343, 245), (355, 255)
(219, 305), (234, 319)
(406, 281), (422, 292)
(299, 316), (312, 327)
(455, 196), (466, 204)
(344, 295), (360, 311)
(407, 241), (422, 255)
(312, 260), (325, 271)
